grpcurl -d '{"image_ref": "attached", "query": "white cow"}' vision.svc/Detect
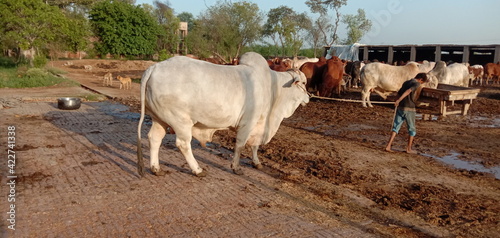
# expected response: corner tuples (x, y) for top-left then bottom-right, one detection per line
(428, 61), (469, 87)
(136, 52), (310, 177)
(418, 60), (436, 73)
(292, 56), (319, 69)
(360, 62), (438, 107)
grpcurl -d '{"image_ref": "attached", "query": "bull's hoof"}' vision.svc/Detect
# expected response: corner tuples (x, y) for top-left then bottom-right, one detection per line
(253, 163), (263, 170)
(232, 168), (244, 175)
(195, 170), (208, 177)
(152, 168), (167, 176)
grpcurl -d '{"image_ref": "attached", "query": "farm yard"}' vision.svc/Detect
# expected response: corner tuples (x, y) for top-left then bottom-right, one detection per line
(0, 59), (499, 237)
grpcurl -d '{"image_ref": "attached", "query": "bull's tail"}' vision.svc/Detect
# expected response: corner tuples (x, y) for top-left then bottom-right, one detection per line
(137, 65), (155, 177)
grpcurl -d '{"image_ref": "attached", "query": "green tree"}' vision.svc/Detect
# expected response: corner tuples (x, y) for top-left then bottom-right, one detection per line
(89, 0), (159, 57)
(60, 11), (92, 59)
(306, 15), (330, 57)
(186, 0), (262, 62)
(341, 9), (371, 44)
(306, 0), (348, 46)
(263, 6), (311, 57)
(43, 0), (97, 60)
(152, 1), (180, 55)
(0, 0), (68, 65)
(46, 0), (99, 10)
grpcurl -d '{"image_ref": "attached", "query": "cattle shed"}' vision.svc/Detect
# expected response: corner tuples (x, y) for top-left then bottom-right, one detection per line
(327, 44), (500, 66)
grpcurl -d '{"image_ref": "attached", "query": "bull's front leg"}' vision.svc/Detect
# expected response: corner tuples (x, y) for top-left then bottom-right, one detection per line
(231, 143), (245, 175)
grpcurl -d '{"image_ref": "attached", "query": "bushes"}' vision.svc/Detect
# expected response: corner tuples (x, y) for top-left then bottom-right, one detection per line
(33, 55), (48, 68)
(0, 57), (16, 68)
(0, 63), (71, 88)
(158, 49), (172, 61)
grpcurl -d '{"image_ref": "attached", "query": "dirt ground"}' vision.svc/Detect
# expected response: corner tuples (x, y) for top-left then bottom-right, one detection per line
(5, 59), (500, 237)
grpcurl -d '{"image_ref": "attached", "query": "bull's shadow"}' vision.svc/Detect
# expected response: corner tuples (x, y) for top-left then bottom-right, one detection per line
(43, 101), (242, 177)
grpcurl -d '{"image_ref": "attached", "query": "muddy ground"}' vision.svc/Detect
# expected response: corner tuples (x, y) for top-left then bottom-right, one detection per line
(10, 59), (500, 237)
(212, 89), (500, 238)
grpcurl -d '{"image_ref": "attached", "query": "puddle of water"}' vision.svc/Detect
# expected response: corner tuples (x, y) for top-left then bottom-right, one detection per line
(468, 116), (500, 128)
(416, 114), (439, 121)
(422, 151), (500, 179)
(89, 101), (150, 124)
(416, 113), (500, 128)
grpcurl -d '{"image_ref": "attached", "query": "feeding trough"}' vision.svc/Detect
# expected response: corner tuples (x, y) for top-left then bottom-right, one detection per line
(421, 84), (480, 116)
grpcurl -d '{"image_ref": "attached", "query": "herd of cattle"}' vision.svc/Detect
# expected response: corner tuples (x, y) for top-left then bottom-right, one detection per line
(198, 54), (500, 108)
(133, 52), (500, 176)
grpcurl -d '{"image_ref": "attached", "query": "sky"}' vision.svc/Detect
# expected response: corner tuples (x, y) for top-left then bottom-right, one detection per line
(135, 0), (500, 46)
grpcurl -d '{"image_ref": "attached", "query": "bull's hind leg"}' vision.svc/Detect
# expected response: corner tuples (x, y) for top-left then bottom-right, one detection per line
(361, 88), (373, 107)
(231, 130), (254, 175)
(148, 121), (167, 176)
(251, 145), (263, 170)
(175, 127), (206, 177)
(231, 140), (245, 175)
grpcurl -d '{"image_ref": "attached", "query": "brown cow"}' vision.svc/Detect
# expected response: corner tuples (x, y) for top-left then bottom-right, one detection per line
(299, 56), (327, 92)
(484, 62), (500, 84)
(468, 65), (484, 85)
(319, 57), (345, 97)
(267, 57), (292, 72)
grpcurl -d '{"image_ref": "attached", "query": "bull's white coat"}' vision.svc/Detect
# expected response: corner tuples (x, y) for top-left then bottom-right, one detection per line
(137, 52), (309, 176)
(429, 61), (470, 87)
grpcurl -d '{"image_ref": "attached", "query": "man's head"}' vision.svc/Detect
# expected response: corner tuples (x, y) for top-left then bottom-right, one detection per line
(415, 73), (428, 83)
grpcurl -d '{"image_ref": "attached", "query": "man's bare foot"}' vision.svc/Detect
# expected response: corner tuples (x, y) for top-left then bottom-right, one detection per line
(385, 147), (394, 152)
(406, 150), (418, 154)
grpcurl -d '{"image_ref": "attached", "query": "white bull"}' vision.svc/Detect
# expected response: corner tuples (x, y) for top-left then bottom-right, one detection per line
(428, 61), (470, 87)
(360, 62), (438, 107)
(137, 52), (310, 177)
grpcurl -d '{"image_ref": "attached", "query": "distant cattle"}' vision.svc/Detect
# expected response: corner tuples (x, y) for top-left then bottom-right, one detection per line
(360, 62), (438, 107)
(418, 60), (436, 73)
(319, 57), (346, 97)
(267, 57), (292, 72)
(428, 61), (469, 87)
(468, 65), (484, 85)
(136, 52), (310, 177)
(292, 56), (319, 69)
(484, 62), (500, 84)
(344, 61), (362, 88)
(299, 57), (327, 92)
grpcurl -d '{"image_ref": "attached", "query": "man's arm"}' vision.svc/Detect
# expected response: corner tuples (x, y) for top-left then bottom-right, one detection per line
(394, 88), (412, 107)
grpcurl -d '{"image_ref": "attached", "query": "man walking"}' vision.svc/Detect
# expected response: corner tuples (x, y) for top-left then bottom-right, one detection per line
(385, 73), (428, 154)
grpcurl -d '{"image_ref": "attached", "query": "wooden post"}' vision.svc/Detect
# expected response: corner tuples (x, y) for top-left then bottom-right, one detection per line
(435, 46), (441, 62)
(495, 45), (500, 63)
(388, 46), (394, 64)
(410, 46), (416, 62)
(363, 46), (369, 62)
(462, 46), (470, 64)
